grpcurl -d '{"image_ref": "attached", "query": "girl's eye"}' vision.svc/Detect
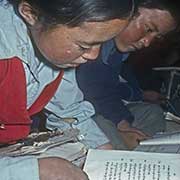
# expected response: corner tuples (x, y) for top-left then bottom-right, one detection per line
(79, 45), (91, 51)
(144, 25), (153, 33)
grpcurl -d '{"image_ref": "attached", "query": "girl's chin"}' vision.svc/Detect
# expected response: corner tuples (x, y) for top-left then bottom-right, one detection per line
(55, 63), (80, 68)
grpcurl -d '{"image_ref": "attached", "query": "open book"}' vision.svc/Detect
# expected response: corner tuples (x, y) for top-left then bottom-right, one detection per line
(140, 131), (180, 145)
(84, 149), (180, 180)
(135, 131), (180, 154)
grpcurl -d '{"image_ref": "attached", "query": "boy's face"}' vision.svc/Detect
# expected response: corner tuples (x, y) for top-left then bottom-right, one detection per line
(30, 19), (128, 68)
(115, 7), (177, 52)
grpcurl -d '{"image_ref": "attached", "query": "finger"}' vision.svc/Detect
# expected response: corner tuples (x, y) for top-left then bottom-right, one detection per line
(119, 128), (150, 138)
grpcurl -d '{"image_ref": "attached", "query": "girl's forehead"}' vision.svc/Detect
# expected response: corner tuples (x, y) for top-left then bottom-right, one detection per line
(71, 19), (129, 42)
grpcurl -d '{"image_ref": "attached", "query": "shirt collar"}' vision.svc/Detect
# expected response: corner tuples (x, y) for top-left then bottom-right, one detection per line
(0, 2), (39, 79)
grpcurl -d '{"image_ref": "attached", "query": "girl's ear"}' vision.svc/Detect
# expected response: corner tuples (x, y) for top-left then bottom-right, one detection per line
(18, 2), (37, 26)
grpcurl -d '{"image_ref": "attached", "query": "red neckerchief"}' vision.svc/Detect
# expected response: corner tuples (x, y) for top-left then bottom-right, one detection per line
(0, 57), (64, 144)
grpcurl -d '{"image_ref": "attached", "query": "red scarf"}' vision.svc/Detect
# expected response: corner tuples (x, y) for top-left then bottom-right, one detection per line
(0, 57), (64, 144)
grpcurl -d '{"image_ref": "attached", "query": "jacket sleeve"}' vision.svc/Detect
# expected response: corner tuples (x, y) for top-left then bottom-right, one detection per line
(76, 58), (134, 126)
(45, 68), (95, 122)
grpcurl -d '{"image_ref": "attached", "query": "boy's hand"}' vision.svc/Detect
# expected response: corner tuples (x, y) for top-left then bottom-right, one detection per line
(117, 120), (150, 150)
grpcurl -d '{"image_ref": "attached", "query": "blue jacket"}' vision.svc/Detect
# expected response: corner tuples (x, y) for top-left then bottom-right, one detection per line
(76, 40), (143, 125)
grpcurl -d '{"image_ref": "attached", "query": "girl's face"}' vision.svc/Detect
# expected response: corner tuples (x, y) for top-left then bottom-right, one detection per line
(30, 19), (128, 68)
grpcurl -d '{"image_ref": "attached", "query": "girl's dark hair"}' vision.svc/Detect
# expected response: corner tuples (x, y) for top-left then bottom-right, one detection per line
(7, 0), (134, 28)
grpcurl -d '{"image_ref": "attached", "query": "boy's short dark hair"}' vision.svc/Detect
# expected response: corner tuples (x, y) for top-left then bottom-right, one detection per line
(139, 0), (180, 32)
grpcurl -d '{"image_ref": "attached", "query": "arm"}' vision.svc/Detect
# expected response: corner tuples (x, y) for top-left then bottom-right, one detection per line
(76, 58), (134, 126)
(39, 157), (89, 180)
(76, 57), (149, 150)
(76, 49), (149, 150)
(117, 120), (149, 150)
(45, 69), (112, 149)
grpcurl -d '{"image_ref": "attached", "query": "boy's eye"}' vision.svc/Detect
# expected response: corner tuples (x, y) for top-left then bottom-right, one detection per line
(156, 34), (164, 40)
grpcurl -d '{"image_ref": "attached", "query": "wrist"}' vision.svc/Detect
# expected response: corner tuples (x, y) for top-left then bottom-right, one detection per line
(117, 120), (130, 130)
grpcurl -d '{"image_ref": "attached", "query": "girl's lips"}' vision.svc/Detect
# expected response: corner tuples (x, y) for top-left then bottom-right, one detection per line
(54, 59), (88, 68)
(131, 43), (145, 51)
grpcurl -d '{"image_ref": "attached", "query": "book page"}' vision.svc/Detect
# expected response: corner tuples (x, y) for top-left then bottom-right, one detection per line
(139, 131), (180, 146)
(136, 131), (180, 154)
(135, 143), (180, 154)
(84, 149), (180, 180)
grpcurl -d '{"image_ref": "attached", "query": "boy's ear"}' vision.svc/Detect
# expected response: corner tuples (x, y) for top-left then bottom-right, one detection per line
(18, 2), (37, 26)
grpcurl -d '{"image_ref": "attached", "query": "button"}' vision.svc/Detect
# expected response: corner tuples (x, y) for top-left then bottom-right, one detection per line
(0, 124), (5, 129)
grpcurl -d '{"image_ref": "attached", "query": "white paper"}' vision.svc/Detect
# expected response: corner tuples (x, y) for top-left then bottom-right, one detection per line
(140, 131), (180, 145)
(135, 144), (180, 154)
(84, 149), (180, 180)
(165, 112), (180, 123)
